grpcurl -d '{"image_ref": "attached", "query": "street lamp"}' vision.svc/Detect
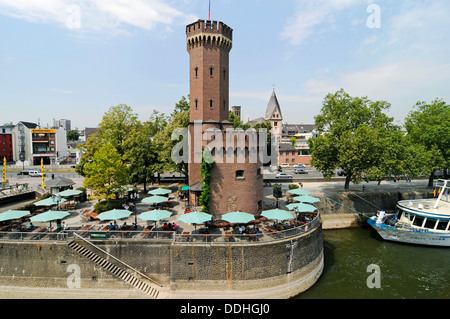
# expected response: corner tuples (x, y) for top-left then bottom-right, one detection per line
(131, 192), (140, 229)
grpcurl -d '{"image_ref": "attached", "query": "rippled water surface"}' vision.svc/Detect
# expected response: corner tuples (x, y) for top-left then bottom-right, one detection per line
(295, 226), (450, 299)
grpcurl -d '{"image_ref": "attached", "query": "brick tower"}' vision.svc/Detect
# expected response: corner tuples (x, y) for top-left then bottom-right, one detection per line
(186, 20), (264, 216)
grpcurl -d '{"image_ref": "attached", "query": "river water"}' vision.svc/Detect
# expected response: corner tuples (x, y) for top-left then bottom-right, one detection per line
(295, 225), (450, 299)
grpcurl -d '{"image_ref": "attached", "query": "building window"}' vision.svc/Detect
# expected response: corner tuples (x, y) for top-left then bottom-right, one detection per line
(223, 100), (226, 110)
(209, 66), (214, 77)
(223, 69), (226, 80)
(274, 122), (278, 127)
(195, 67), (198, 77)
(210, 99), (214, 110)
(235, 170), (244, 180)
(195, 99), (198, 110)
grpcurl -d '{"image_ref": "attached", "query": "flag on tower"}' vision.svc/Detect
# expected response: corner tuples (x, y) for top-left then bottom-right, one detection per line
(208, 0), (211, 20)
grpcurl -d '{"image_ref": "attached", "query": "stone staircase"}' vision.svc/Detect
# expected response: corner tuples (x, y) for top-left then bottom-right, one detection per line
(68, 240), (160, 298)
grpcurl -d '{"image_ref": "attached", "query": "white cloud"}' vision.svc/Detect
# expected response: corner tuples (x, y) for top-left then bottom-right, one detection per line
(281, 0), (361, 45)
(303, 59), (450, 114)
(0, 0), (196, 35)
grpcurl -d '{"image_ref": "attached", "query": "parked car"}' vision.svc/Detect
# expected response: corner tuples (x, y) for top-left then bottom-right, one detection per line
(276, 172), (293, 179)
(28, 170), (46, 177)
(296, 164), (305, 168)
(17, 170), (30, 176)
(280, 163), (290, 168)
(337, 170), (346, 176)
(294, 169), (308, 174)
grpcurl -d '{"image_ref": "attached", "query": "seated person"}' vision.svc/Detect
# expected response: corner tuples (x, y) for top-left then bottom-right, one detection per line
(107, 223), (115, 231)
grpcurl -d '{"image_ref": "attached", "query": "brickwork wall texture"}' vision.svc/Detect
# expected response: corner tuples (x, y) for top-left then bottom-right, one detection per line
(187, 20), (264, 216)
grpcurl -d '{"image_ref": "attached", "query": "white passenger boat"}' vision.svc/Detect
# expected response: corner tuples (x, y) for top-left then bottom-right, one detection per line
(368, 179), (450, 247)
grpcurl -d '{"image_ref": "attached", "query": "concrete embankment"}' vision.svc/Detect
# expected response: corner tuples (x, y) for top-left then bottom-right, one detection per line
(307, 181), (435, 229)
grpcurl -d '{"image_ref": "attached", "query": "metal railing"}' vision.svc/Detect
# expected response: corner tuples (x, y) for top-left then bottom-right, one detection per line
(0, 229), (175, 242)
(0, 231), (68, 241)
(0, 214), (321, 244)
(173, 214), (321, 244)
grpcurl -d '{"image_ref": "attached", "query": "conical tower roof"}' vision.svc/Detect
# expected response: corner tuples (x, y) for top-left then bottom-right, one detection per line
(265, 90), (283, 121)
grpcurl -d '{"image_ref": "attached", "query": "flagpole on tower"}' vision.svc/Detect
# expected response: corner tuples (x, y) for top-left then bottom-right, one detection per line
(208, 0), (211, 20)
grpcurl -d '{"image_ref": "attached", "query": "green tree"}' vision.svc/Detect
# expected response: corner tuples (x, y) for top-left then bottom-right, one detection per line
(153, 96), (190, 183)
(77, 104), (139, 178)
(98, 104), (139, 156)
(67, 130), (79, 141)
(404, 98), (450, 186)
(124, 120), (158, 193)
(83, 143), (128, 200)
(309, 89), (401, 189)
(229, 111), (250, 130)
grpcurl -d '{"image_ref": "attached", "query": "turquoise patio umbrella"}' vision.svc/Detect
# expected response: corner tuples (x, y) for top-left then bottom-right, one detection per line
(261, 209), (294, 221)
(96, 209), (132, 221)
(30, 210), (70, 223)
(286, 203), (318, 212)
(55, 189), (83, 197)
(178, 212), (212, 225)
(222, 212), (255, 224)
(139, 210), (172, 222)
(142, 196), (170, 204)
(181, 186), (190, 191)
(293, 195), (320, 204)
(0, 210), (30, 222)
(288, 189), (311, 196)
(148, 188), (171, 196)
(34, 197), (67, 207)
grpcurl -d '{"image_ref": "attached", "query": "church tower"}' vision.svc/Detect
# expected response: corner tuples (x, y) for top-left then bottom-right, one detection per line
(265, 90), (283, 144)
(186, 20), (264, 216)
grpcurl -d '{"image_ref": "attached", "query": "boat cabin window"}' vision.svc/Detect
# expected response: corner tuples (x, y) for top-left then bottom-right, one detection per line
(424, 218), (437, 230)
(437, 220), (449, 231)
(413, 216), (425, 227)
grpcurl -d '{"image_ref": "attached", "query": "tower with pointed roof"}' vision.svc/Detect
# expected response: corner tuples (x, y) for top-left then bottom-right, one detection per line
(265, 90), (283, 145)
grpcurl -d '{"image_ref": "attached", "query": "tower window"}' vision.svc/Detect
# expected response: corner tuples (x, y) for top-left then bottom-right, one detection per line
(235, 170), (244, 180)
(223, 69), (226, 80)
(209, 66), (214, 77)
(195, 67), (198, 77)
(195, 99), (198, 110)
(210, 99), (213, 110)
(223, 100), (226, 110)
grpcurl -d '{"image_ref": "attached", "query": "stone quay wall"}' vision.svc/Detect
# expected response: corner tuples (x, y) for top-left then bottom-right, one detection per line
(0, 224), (323, 299)
(315, 186), (435, 229)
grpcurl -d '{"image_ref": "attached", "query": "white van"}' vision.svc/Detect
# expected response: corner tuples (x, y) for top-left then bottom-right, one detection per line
(28, 170), (43, 177)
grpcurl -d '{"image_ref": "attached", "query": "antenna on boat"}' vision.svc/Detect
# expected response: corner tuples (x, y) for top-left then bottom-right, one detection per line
(433, 179), (449, 209)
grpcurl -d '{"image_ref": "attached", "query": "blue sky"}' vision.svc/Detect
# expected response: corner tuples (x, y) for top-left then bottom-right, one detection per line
(1, 0), (449, 129)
